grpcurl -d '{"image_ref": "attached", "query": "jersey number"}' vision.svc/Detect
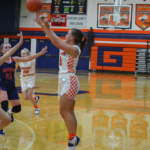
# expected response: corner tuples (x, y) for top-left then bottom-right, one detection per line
(6, 73), (12, 80)
(23, 70), (29, 74)
(60, 57), (62, 66)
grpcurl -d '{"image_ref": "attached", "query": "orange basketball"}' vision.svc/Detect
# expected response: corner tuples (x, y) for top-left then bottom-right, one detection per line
(26, 0), (42, 13)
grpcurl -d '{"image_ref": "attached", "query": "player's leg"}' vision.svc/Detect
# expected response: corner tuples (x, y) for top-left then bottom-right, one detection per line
(60, 94), (75, 134)
(0, 90), (9, 113)
(8, 98), (21, 125)
(27, 79), (40, 114)
(59, 75), (80, 149)
(21, 81), (29, 100)
(27, 88), (40, 115)
(70, 101), (77, 132)
(8, 99), (21, 113)
(29, 79), (40, 105)
(0, 90), (11, 135)
(0, 108), (11, 130)
(7, 87), (21, 121)
(60, 94), (80, 150)
(22, 90), (28, 100)
(27, 88), (36, 106)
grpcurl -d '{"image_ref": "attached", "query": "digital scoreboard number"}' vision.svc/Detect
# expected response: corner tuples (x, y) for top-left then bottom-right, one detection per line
(51, 0), (87, 14)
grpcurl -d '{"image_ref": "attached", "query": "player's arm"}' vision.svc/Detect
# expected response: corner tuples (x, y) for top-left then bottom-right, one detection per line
(15, 62), (19, 73)
(0, 32), (23, 66)
(34, 14), (79, 58)
(45, 29), (79, 58)
(23, 60), (35, 77)
(13, 46), (47, 62)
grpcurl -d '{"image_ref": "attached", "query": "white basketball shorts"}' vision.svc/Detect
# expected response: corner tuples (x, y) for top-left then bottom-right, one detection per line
(59, 74), (80, 100)
(20, 76), (35, 91)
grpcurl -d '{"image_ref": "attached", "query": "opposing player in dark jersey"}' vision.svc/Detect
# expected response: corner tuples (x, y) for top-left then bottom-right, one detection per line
(0, 33), (47, 135)
(0, 32), (23, 132)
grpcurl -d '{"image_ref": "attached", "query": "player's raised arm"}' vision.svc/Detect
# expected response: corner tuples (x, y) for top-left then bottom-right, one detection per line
(0, 31), (23, 66)
(34, 14), (62, 45)
(34, 14), (79, 58)
(14, 46), (48, 62)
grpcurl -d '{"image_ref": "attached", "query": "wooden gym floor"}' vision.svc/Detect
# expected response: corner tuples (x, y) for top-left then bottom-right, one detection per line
(1, 69), (150, 150)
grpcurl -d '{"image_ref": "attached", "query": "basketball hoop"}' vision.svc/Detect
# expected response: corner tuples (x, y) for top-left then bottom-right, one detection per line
(114, 0), (122, 5)
(108, 21), (116, 31)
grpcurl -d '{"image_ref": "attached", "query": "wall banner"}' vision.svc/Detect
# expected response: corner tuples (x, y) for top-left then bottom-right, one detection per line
(136, 4), (150, 30)
(67, 15), (87, 28)
(38, 4), (51, 23)
(51, 15), (67, 27)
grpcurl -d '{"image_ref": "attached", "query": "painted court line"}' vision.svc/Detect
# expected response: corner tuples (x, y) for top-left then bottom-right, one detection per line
(15, 119), (36, 150)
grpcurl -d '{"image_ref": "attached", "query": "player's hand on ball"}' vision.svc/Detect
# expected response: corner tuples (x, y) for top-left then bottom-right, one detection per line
(40, 46), (48, 55)
(34, 13), (43, 26)
(43, 19), (50, 29)
(34, 13), (50, 29)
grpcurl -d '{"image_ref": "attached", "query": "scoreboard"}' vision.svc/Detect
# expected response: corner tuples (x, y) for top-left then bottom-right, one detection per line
(51, 0), (87, 14)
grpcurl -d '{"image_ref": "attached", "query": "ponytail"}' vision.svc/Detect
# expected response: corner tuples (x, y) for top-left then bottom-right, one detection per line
(79, 34), (87, 59)
(71, 28), (87, 60)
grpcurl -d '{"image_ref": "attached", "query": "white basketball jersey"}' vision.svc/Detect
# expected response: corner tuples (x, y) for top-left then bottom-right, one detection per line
(59, 45), (81, 74)
(19, 61), (34, 79)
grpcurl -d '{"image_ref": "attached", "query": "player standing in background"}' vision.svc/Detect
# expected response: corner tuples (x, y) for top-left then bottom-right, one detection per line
(34, 14), (87, 150)
(15, 48), (40, 115)
(0, 31), (47, 135)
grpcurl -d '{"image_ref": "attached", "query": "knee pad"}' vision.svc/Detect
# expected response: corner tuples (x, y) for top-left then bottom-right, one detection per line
(1, 101), (8, 112)
(12, 104), (21, 113)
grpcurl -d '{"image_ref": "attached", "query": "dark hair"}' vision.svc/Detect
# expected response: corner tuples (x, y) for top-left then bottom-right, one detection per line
(0, 43), (10, 56)
(71, 28), (87, 59)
